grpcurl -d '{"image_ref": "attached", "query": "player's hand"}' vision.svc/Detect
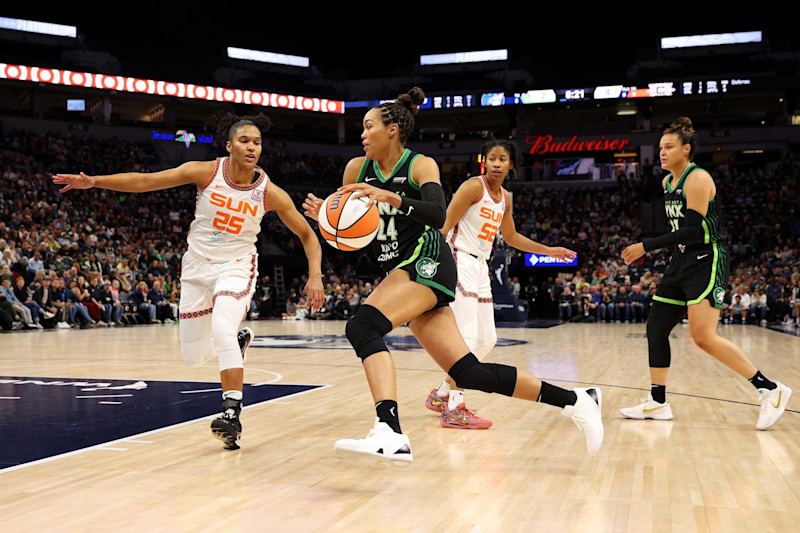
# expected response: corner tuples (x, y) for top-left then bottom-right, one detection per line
(52, 172), (95, 192)
(302, 193), (323, 221)
(338, 183), (398, 208)
(621, 242), (645, 265)
(547, 246), (577, 262)
(305, 275), (325, 312)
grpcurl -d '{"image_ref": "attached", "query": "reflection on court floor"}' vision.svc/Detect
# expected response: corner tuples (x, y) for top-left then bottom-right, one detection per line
(0, 376), (322, 469)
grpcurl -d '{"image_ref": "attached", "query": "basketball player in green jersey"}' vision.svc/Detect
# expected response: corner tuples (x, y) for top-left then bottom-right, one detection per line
(620, 117), (791, 430)
(303, 88), (604, 464)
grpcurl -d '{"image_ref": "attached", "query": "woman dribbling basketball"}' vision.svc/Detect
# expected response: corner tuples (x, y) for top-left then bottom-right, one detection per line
(304, 88), (604, 463)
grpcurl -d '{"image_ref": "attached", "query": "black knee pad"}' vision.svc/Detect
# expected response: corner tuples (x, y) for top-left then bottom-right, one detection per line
(447, 353), (517, 397)
(647, 302), (685, 368)
(345, 305), (393, 362)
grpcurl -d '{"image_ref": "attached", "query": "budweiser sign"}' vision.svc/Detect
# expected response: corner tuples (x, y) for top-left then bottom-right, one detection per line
(525, 135), (631, 155)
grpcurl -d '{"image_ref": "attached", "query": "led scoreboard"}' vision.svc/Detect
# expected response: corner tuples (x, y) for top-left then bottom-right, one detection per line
(556, 88), (593, 101)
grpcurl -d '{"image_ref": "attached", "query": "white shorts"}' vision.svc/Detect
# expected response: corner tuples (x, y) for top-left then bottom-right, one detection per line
(450, 249), (496, 358)
(452, 249), (492, 302)
(179, 249), (258, 320)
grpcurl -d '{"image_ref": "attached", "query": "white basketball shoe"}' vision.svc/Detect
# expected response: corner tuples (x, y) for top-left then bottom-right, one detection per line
(334, 418), (413, 466)
(756, 382), (792, 430)
(619, 393), (674, 421)
(562, 387), (604, 455)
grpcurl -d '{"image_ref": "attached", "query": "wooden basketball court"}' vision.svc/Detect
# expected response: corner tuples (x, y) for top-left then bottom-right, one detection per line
(2, 320), (798, 532)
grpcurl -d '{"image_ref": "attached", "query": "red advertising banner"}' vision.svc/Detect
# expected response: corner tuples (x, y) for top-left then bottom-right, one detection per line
(525, 135), (631, 155)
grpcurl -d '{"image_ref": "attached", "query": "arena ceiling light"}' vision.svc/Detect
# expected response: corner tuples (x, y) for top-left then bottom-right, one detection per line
(420, 49), (507, 66)
(227, 47), (309, 68)
(661, 31), (762, 49)
(0, 16), (76, 38)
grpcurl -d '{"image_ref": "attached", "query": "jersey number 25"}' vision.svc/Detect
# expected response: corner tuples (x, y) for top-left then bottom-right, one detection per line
(213, 211), (244, 234)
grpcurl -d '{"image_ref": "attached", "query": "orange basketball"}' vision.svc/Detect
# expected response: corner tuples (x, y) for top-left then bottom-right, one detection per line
(318, 191), (380, 250)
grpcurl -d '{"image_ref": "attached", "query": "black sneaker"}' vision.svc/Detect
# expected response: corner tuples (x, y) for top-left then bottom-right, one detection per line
(211, 397), (243, 450)
(237, 327), (254, 365)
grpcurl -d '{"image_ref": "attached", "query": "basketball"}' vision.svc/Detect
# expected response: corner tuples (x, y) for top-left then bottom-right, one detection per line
(318, 191), (380, 250)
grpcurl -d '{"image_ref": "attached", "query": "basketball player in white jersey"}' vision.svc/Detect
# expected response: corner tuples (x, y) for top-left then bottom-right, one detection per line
(53, 113), (324, 450)
(425, 139), (576, 429)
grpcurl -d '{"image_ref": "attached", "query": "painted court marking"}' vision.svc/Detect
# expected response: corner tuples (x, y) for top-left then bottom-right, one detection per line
(0, 384), (332, 475)
(76, 394), (134, 399)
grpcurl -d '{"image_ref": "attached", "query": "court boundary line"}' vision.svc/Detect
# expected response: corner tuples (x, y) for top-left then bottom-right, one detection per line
(0, 384), (332, 475)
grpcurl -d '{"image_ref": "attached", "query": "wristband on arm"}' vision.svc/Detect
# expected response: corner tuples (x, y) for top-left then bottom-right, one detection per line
(642, 208), (705, 252)
(398, 182), (446, 229)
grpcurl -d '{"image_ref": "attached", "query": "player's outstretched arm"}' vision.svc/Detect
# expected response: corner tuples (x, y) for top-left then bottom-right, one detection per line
(53, 161), (214, 193)
(499, 192), (576, 260)
(268, 184), (324, 311)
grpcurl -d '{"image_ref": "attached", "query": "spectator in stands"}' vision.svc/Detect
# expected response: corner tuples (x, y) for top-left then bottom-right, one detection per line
(0, 291), (24, 330)
(576, 285), (597, 322)
(67, 285), (95, 328)
(256, 275), (274, 318)
(49, 277), (72, 328)
(130, 281), (159, 323)
(95, 279), (123, 325)
(598, 286), (612, 322)
(558, 285), (575, 321)
(511, 276), (521, 298)
(728, 286), (751, 323)
(628, 284), (646, 324)
(148, 280), (174, 323)
(33, 276), (62, 328)
(613, 285), (629, 323)
(282, 297), (297, 318)
(749, 288), (768, 325)
(14, 274), (54, 326)
(26, 251), (44, 280)
(1, 276), (39, 328)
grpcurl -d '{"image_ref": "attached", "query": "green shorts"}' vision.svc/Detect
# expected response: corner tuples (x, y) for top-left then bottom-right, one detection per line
(653, 242), (729, 309)
(390, 228), (456, 308)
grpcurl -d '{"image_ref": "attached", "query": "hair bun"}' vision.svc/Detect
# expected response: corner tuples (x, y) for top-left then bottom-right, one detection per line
(671, 116), (694, 133)
(397, 87), (425, 115)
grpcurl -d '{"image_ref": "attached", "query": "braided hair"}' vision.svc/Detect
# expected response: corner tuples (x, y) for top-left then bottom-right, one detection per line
(216, 112), (273, 142)
(373, 87), (425, 145)
(663, 116), (696, 160)
(480, 138), (524, 180)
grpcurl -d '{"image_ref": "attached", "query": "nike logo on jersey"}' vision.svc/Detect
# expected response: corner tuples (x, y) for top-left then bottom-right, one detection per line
(365, 177), (377, 182)
(697, 254), (709, 260)
(405, 205), (414, 216)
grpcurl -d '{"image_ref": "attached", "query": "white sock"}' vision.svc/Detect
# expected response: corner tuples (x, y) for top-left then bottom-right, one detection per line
(222, 390), (243, 401)
(436, 380), (450, 398)
(448, 390), (465, 410)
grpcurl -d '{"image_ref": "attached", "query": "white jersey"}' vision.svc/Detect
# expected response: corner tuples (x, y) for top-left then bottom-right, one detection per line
(447, 176), (506, 260)
(187, 157), (270, 263)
